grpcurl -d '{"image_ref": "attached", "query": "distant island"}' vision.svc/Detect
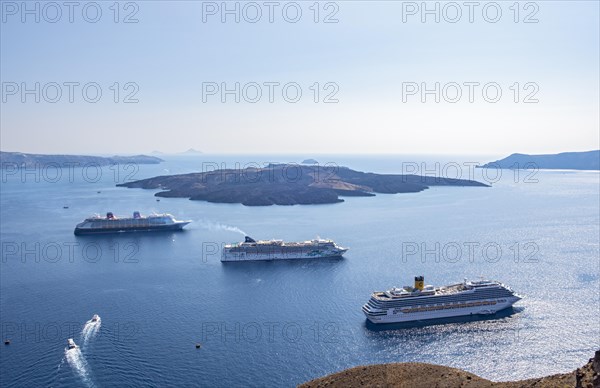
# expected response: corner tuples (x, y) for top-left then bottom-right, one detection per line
(179, 148), (203, 155)
(479, 150), (599, 170)
(117, 164), (489, 206)
(0, 151), (163, 167)
(302, 159), (319, 165)
(301, 350), (600, 387)
(150, 148), (203, 156)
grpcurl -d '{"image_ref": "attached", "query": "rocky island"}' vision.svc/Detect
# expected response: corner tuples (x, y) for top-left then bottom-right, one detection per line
(0, 151), (163, 167)
(479, 150), (600, 170)
(300, 350), (600, 387)
(117, 164), (489, 206)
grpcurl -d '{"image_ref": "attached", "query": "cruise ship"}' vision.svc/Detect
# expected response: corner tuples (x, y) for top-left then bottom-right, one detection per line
(362, 276), (521, 324)
(74, 212), (191, 235)
(221, 236), (348, 261)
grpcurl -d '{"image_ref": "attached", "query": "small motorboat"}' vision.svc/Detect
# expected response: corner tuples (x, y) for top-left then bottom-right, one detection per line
(67, 338), (78, 349)
(91, 314), (100, 322)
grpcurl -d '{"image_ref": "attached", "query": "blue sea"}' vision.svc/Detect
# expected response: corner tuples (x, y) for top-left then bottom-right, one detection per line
(1, 155), (599, 387)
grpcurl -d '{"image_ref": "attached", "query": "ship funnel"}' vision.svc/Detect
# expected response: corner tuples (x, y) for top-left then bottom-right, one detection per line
(414, 276), (424, 290)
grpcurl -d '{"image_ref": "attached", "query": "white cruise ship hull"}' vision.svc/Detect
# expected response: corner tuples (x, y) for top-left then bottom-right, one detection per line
(364, 296), (520, 324)
(74, 221), (189, 235)
(221, 249), (346, 262)
(74, 213), (191, 235)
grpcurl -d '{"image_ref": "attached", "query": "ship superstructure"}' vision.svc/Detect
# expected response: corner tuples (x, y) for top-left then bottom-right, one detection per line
(74, 212), (190, 235)
(221, 236), (348, 261)
(363, 276), (521, 323)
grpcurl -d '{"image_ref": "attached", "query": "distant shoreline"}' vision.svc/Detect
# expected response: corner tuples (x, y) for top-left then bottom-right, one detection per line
(0, 151), (163, 168)
(478, 150), (600, 171)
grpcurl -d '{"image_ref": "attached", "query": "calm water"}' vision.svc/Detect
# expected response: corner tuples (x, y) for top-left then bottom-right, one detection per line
(1, 155), (599, 387)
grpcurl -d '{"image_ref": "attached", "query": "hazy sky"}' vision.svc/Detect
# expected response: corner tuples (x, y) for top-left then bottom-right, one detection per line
(1, 1), (598, 155)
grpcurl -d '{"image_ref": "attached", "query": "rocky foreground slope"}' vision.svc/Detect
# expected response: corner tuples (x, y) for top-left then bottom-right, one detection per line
(300, 350), (600, 388)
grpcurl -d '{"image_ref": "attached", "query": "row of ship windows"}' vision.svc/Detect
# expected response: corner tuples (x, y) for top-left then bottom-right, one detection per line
(87, 220), (167, 228)
(395, 299), (505, 314)
(228, 248), (331, 253)
(371, 293), (511, 307)
(363, 309), (387, 316)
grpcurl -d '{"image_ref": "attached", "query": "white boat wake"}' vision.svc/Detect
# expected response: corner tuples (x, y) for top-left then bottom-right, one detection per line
(81, 316), (101, 347)
(64, 346), (94, 387)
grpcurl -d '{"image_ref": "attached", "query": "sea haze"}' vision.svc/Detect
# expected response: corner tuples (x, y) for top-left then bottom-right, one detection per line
(0, 155), (598, 387)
